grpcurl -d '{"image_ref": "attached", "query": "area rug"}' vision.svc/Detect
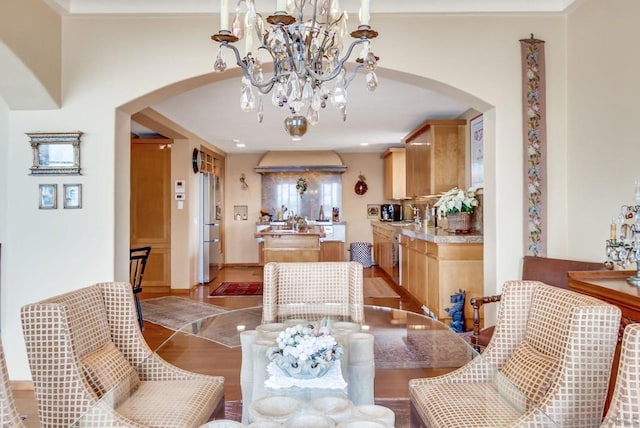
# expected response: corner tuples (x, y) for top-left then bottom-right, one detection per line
(373, 329), (475, 370)
(140, 296), (227, 330)
(210, 281), (263, 297)
(208, 278), (400, 300)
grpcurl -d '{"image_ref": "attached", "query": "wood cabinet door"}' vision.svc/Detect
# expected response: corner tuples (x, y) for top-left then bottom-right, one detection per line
(432, 123), (465, 193)
(404, 120), (466, 198)
(383, 148), (406, 200)
(130, 139), (171, 287)
(321, 241), (345, 261)
(405, 133), (432, 198)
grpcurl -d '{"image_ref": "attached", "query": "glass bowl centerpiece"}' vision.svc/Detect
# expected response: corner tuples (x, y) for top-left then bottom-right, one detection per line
(267, 320), (343, 379)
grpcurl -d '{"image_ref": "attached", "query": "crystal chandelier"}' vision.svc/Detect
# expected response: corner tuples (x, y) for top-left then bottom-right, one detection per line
(211, 0), (379, 140)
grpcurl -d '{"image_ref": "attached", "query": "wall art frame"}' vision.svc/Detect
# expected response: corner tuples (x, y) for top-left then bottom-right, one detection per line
(28, 131), (83, 175)
(470, 114), (484, 188)
(39, 184), (57, 209)
(367, 204), (380, 219)
(63, 184), (82, 209)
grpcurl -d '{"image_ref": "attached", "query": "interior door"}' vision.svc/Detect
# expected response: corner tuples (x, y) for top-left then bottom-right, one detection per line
(130, 138), (171, 287)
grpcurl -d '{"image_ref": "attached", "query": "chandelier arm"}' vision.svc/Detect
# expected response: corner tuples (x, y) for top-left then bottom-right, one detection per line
(305, 37), (369, 82)
(281, 25), (302, 75)
(220, 42), (278, 92)
(343, 64), (365, 89)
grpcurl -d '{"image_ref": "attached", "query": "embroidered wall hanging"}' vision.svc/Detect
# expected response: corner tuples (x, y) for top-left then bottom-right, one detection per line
(520, 34), (547, 257)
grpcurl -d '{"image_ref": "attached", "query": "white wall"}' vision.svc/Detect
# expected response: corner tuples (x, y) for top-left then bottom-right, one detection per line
(567, 0), (640, 261)
(340, 153), (386, 258)
(224, 153), (264, 264)
(1, 12), (572, 378)
(0, 98), (8, 335)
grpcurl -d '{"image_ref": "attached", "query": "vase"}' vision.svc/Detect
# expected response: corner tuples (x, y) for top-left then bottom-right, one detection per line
(447, 212), (472, 233)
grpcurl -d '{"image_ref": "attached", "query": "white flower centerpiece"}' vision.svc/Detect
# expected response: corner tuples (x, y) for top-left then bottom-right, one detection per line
(434, 187), (479, 233)
(267, 320), (344, 379)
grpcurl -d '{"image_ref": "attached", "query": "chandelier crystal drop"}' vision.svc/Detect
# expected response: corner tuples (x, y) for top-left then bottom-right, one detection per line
(211, 0), (379, 139)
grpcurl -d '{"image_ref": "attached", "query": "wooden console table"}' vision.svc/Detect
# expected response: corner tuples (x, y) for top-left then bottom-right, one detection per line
(568, 269), (640, 414)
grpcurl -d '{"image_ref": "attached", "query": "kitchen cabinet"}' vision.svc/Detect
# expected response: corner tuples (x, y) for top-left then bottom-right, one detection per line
(427, 241), (483, 327)
(320, 241), (344, 261)
(382, 148), (406, 200)
(374, 222), (484, 329)
(372, 224), (395, 278)
(403, 119), (466, 198)
(401, 235), (428, 305)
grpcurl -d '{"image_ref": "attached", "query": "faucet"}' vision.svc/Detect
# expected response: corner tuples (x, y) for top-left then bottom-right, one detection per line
(413, 207), (421, 225)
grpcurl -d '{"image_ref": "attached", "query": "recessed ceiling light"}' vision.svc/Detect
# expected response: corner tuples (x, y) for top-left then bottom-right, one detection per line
(236, 142), (246, 148)
(360, 142), (369, 146)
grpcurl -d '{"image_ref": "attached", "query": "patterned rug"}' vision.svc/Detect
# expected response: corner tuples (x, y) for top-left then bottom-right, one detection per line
(140, 296), (227, 330)
(210, 281), (263, 296)
(373, 329), (475, 370)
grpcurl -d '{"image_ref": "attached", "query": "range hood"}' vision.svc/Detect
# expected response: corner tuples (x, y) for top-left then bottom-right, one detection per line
(255, 151), (347, 173)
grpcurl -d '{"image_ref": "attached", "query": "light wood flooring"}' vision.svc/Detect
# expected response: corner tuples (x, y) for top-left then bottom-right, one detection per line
(13, 265), (424, 426)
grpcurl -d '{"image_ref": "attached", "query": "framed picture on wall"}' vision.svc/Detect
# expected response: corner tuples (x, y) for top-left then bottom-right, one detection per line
(470, 114), (484, 188)
(367, 204), (380, 219)
(63, 184), (82, 209)
(39, 184), (57, 209)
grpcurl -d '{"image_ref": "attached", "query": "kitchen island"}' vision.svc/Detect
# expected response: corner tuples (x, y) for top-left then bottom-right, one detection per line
(255, 226), (326, 263)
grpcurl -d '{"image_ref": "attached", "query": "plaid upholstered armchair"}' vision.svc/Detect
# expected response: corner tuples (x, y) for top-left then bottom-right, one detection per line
(601, 323), (640, 427)
(0, 339), (25, 427)
(409, 280), (621, 427)
(262, 261), (364, 323)
(21, 282), (225, 427)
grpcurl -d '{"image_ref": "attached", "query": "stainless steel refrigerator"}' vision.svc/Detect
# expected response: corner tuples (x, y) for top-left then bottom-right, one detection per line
(198, 173), (221, 283)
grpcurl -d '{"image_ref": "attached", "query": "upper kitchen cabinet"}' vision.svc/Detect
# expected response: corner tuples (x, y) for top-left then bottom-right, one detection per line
(403, 119), (467, 198)
(382, 148), (406, 200)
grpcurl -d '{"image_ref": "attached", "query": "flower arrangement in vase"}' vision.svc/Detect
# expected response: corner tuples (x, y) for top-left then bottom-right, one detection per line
(267, 319), (343, 379)
(296, 177), (308, 197)
(434, 187), (478, 233)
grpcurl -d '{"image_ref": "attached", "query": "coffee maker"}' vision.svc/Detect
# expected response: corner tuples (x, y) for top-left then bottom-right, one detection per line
(380, 204), (401, 221)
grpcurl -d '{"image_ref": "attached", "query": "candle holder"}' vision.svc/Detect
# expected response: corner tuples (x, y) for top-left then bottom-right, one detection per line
(606, 204), (640, 286)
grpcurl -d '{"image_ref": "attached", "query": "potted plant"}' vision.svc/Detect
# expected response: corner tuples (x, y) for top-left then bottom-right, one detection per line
(434, 187), (479, 233)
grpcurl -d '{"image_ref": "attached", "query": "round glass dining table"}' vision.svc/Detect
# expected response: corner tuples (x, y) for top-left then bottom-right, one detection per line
(152, 305), (478, 426)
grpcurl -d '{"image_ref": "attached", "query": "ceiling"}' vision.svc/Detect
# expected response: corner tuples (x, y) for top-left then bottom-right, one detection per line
(44, 0), (581, 154)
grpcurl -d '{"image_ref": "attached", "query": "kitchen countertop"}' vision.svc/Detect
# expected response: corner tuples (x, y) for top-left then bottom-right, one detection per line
(371, 221), (483, 244)
(254, 225), (327, 238)
(256, 221), (346, 225)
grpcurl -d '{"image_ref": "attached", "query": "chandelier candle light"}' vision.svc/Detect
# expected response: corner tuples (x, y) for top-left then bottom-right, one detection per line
(211, 0), (379, 140)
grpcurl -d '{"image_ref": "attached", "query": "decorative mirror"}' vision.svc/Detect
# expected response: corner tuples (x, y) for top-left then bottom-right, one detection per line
(27, 132), (83, 175)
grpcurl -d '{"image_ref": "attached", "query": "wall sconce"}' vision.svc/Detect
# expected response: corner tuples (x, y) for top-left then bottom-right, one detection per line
(240, 173), (249, 190)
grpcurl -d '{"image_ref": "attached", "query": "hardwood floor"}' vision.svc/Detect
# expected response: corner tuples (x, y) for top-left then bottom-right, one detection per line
(13, 265), (424, 426)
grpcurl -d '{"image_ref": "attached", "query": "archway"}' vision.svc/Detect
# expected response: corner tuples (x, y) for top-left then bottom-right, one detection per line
(113, 67), (496, 299)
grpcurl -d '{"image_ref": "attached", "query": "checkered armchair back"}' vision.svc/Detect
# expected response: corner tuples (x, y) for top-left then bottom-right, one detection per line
(0, 339), (25, 427)
(21, 282), (224, 427)
(601, 323), (640, 427)
(262, 261), (364, 323)
(409, 280), (621, 427)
